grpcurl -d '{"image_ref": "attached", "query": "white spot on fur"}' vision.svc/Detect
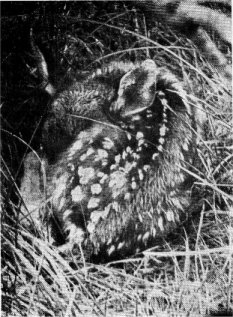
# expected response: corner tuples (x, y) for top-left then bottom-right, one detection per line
(80, 154), (87, 162)
(143, 165), (150, 172)
(102, 137), (114, 150)
(71, 186), (85, 202)
(170, 190), (176, 197)
(66, 224), (85, 245)
(90, 210), (103, 223)
(87, 222), (95, 234)
(78, 167), (95, 184)
(124, 161), (135, 174)
(109, 172), (126, 198)
(68, 139), (83, 158)
(138, 139), (145, 147)
(132, 153), (139, 160)
(115, 154), (121, 164)
(142, 90), (150, 101)
(131, 181), (137, 190)
(126, 146), (132, 153)
(102, 205), (112, 218)
(86, 147), (95, 157)
(122, 151), (127, 160)
(100, 174), (108, 184)
(138, 169), (144, 181)
(112, 201), (119, 211)
(124, 193), (131, 200)
(87, 197), (100, 209)
(136, 132), (144, 140)
(159, 125), (166, 136)
(97, 172), (104, 178)
(63, 209), (72, 221)
(91, 183), (102, 195)
(152, 153), (159, 160)
(110, 164), (116, 171)
(96, 149), (108, 160)
(68, 163), (75, 171)
(159, 138), (165, 145)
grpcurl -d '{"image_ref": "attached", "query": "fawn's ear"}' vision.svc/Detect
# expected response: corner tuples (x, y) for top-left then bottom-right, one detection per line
(30, 28), (55, 96)
(110, 59), (158, 118)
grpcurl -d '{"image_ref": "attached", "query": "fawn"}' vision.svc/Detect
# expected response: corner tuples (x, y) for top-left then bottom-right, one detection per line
(20, 58), (203, 261)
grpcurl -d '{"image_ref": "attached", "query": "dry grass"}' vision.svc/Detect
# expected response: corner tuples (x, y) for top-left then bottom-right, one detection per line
(1, 2), (232, 316)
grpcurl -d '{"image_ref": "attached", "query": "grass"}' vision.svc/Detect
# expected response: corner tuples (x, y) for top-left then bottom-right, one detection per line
(1, 2), (232, 316)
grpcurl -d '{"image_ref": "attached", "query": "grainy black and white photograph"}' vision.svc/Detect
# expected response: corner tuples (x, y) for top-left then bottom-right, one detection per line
(1, 1), (232, 316)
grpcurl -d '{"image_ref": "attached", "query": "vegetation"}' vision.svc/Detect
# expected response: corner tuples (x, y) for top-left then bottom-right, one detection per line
(1, 2), (232, 316)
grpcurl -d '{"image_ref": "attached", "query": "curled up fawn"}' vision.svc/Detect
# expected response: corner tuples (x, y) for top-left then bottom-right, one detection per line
(20, 54), (204, 262)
